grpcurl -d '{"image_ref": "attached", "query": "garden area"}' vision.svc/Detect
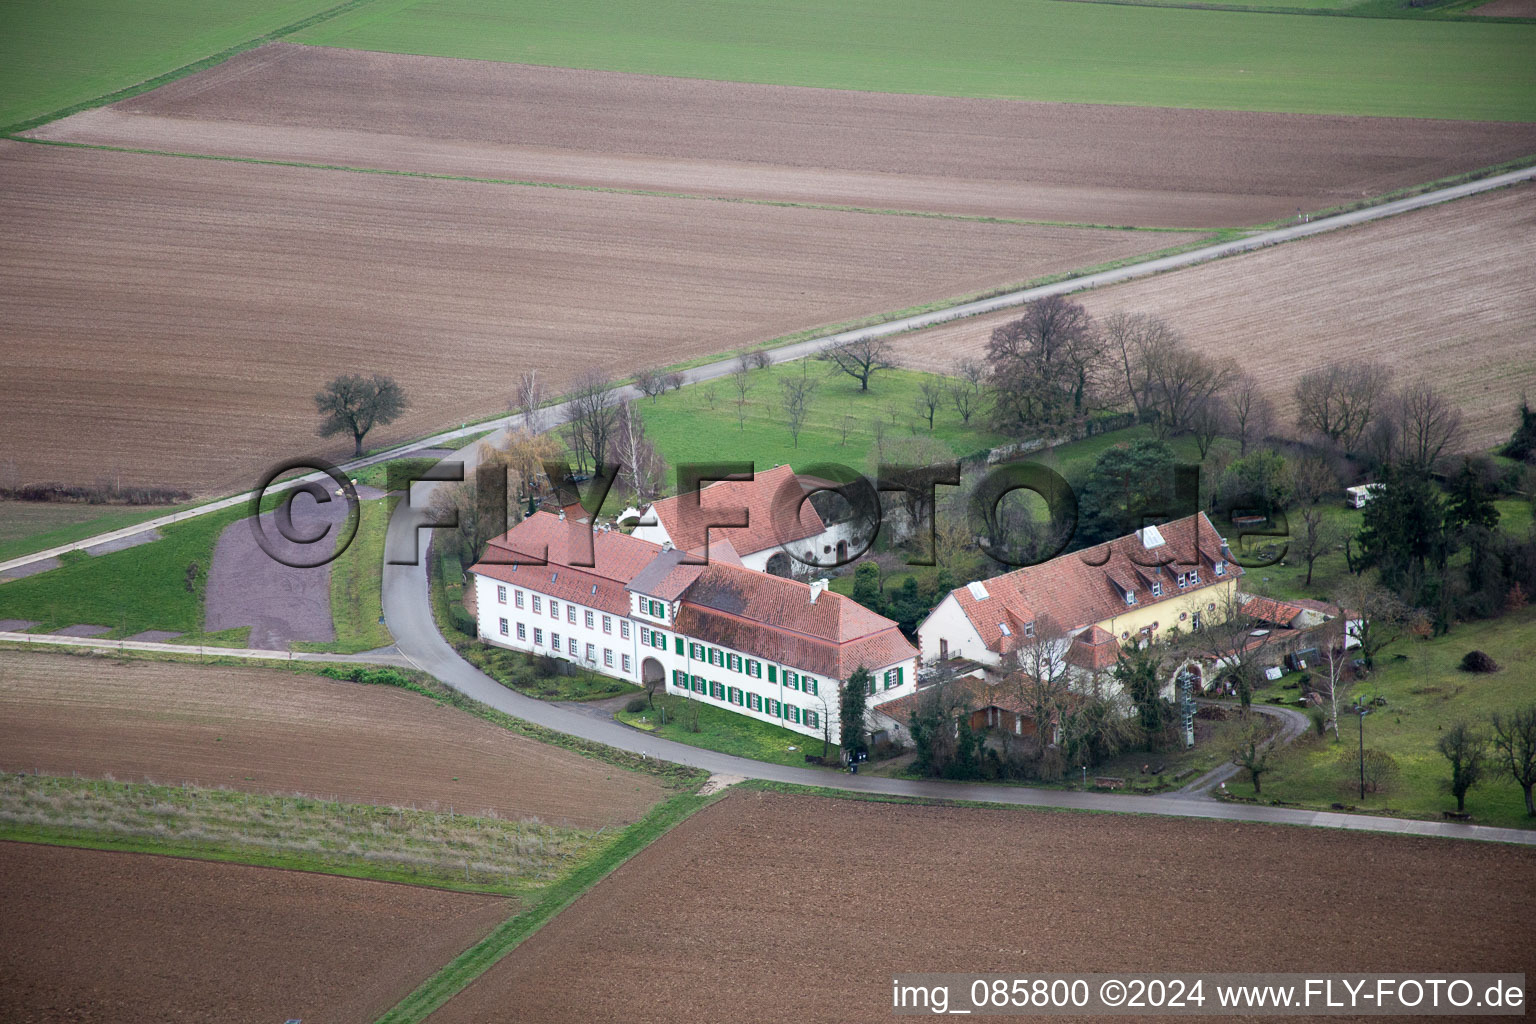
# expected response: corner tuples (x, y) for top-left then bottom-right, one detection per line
(615, 692), (841, 770)
(1259, 606), (1536, 829)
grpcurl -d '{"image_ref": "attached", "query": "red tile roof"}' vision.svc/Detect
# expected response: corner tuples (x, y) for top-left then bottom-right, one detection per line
(645, 463), (825, 558)
(1067, 624), (1121, 671)
(1240, 595), (1309, 628)
(674, 562), (914, 679)
(949, 513), (1241, 654)
(470, 511), (662, 616)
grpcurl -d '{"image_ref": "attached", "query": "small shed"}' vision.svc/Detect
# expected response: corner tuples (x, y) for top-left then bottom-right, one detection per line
(1345, 483), (1383, 509)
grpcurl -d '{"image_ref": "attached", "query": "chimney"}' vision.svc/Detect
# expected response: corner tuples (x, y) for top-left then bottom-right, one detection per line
(661, 540), (673, 553)
(809, 579), (828, 604)
(557, 507), (565, 521)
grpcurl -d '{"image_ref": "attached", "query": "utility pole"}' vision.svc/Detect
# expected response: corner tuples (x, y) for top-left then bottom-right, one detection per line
(1356, 702), (1369, 800)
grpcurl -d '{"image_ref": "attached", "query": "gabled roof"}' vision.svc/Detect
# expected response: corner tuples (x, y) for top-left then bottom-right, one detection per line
(470, 511), (663, 615)
(674, 562), (914, 679)
(643, 463), (825, 558)
(1240, 595), (1309, 628)
(944, 513), (1242, 654)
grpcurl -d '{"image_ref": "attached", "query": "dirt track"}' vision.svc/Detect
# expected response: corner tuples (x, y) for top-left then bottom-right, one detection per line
(32, 43), (1536, 229)
(431, 790), (1536, 1024)
(0, 841), (509, 1024)
(0, 652), (666, 826)
(0, 140), (1173, 495)
(889, 183), (1536, 451)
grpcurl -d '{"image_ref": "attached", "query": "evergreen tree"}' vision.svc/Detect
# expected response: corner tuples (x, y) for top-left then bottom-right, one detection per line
(1077, 439), (1177, 546)
(1113, 645), (1166, 748)
(850, 560), (882, 611)
(1354, 465), (1446, 603)
(840, 667), (871, 759)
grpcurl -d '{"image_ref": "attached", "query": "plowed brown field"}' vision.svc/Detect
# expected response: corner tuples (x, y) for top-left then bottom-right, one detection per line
(0, 841), (509, 1024)
(429, 790), (1536, 1024)
(0, 140), (1174, 495)
(31, 43), (1536, 229)
(0, 652), (665, 827)
(889, 183), (1536, 451)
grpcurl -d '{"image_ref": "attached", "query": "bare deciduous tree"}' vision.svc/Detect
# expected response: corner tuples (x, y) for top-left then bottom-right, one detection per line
(1491, 705), (1536, 817)
(730, 367), (752, 431)
(1293, 359), (1394, 451)
(1293, 502), (1342, 588)
(781, 368), (819, 448)
(1189, 395), (1225, 460)
(986, 296), (1107, 431)
(634, 367), (667, 403)
(822, 337), (894, 391)
(614, 400), (666, 503)
(561, 370), (619, 474)
(1337, 576), (1408, 668)
(1390, 378), (1465, 477)
(1227, 373), (1274, 456)
(662, 371), (686, 392)
(514, 369), (545, 432)
(1230, 719), (1278, 794)
(917, 378), (944, 430)
(1102, 310), (1179, 421)
(1180, 588), (1263, 709)
(1142, 342), (1236, 440)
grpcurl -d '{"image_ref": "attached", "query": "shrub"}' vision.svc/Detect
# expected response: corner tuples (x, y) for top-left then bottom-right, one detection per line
(1308, 706), (1328, 737)
(1459, 650), (1500, 674)
(449, 605), (477, 637)
(1338, 748), (1400, 794)
(624, 697), (648, 713)
(534, 654), (560, 678)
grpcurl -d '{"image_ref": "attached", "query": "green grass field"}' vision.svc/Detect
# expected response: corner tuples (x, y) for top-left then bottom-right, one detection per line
(637, 363), (1010, 481)
(293, 0), (1536, 120)
(0, 500), (193, 565)
(0, 0), (359, 130)
(616, 692), (841, 770)
(1261, 607), (1536, 829)
(0, 503), (248, 635)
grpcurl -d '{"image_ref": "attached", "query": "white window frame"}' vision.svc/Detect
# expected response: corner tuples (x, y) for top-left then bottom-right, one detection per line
(499, 618), (509, 635)
(517, 622), (526, 640)
(497, 585), (507, 604)
(604, 649), (614, 667)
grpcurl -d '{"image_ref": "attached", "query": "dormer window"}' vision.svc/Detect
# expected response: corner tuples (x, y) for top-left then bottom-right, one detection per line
(1124, 589), (1137, 606)
(1214, 560), (1226, 577)
(1023, 621), (1035, 638)
(1151, 581), (1163, 597)
(1189, 569), (1201, 585)
(1176, 573), (1188, 588)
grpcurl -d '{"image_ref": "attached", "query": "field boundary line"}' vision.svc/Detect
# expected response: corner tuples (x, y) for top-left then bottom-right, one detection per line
(374, 788), (718, 1024)
(3, 164), (1530, 579)
(2, 137), (1203, 233)
(0, 0), (389, 136)
(0, 630), (409, 665)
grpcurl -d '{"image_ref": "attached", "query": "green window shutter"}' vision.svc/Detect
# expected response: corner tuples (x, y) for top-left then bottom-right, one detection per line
(785, 671), (798, 690)
(805, 709), (818, 728)
(749, 693), (762, 711)
(746, 659), (758, 677)
(655, 631), (667, 650)
(805, 678), (818, 696)
(690, 642), (703, 660)
(789, 706), (800, 724)
(675, 637), (684, 655)
(767, 665), (777, 683)
(673, 670), (684, 686)
(766, 699), (779, 717)
(866, 675), (876, 696)
(692, 675), (705, 693)
(713, 681), (725, 700)
(897, 666), (905, 686)
(729, 687), (741, 705)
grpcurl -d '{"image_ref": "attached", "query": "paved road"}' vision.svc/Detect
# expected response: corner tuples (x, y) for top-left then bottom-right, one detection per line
(1176, 701), (1310, 796)
(378, 425), (1536, 846)
(4, 163), (1531, 580)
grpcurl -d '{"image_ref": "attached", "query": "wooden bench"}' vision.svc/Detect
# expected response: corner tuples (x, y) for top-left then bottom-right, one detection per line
(1094, 777), (1126, 790)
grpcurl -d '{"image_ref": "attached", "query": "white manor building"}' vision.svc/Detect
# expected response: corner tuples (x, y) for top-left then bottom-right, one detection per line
(469, 507), (917, 745)
(630, 463), (862, 578)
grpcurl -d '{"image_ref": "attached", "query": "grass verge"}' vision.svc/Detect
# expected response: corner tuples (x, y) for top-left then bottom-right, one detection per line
(374, 786), (715, 1023)
(0, 771), (606, 897)
(616, 692), (841, 770)
(293, 496), (395, 654)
